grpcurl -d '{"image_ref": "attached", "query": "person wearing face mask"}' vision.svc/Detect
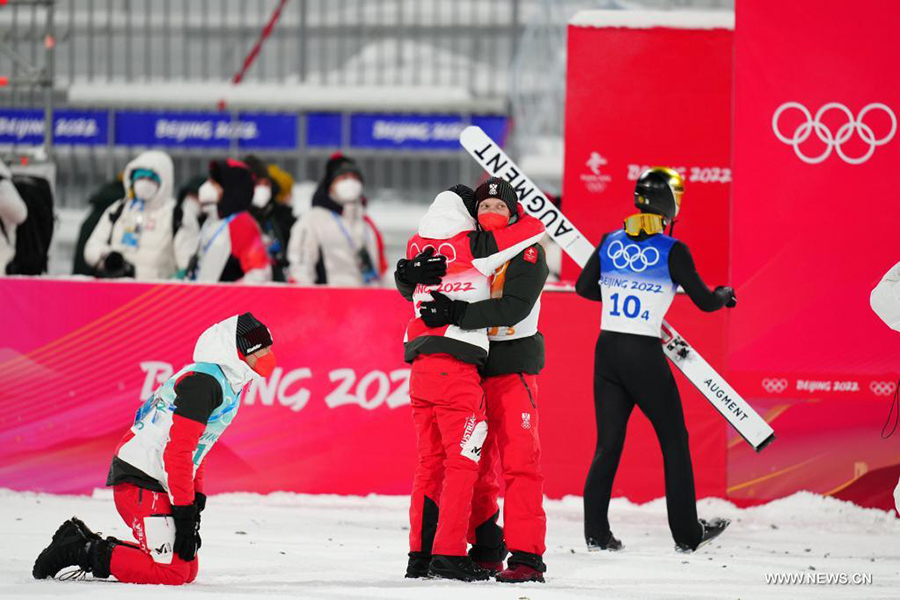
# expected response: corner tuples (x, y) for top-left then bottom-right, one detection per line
(32, 313), (276, 585)
(243, 155), (296, 282)
(287, 153), (387, 286)
(189, 159), (272, 283)
(396, 178), (550, 583)
(393, 182), (546, 582)
(84, 150), (199, 281)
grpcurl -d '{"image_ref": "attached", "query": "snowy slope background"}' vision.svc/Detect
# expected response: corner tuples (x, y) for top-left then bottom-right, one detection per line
(2, 489), (898, 599)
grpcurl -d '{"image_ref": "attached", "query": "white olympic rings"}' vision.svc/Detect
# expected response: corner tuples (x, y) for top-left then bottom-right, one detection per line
(410, 242), (457, 264)
(772, 102), (896, 165)
(606, 240), (660, 273)
(870, 381), (897, 397)
(761, 378), (788, 394)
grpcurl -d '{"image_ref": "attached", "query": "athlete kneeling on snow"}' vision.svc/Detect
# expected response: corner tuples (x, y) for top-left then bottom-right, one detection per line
(399, 178), (550, 583)
(32, 313), (275, 584)
(395, 183), (545, 581)
(576, 167), (735, 553)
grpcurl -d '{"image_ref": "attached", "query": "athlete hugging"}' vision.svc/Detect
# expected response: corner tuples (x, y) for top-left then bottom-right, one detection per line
(32, 313), (276, 585)
(395, 178), (550, 583)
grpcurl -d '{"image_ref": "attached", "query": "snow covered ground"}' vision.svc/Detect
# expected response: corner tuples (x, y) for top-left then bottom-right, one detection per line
(2, 490), (897, 599)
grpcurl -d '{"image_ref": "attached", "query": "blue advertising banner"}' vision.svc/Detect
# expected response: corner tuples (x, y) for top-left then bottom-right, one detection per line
(0, 109), (43, 145)
(54, 110), (109, 146)
(0, 108), (507, 151)
(349, 114), (508, 150)
(114, 112), (297, 149)
(0, 109), (108, 146)
(306, 113), (343, 147)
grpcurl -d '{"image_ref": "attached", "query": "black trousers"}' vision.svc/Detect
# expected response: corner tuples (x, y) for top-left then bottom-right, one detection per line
(583, 330), (703, 548)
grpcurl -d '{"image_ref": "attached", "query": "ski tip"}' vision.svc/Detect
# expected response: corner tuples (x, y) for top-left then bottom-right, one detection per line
(754, 433), (777, 453)
(459, 124), (487, 146)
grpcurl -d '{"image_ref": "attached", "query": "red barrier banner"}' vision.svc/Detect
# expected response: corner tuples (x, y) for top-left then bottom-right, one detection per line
(730, 0), (900, 507)
(0, 279), (727, 502)
(562, 12), (734, 283)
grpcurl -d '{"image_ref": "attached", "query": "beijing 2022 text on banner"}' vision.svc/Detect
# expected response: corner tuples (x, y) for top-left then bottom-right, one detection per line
(728, 0), (900, 508)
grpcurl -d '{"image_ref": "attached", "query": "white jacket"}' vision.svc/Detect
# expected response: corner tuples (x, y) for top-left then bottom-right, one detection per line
(287, 203), (382, 287)
(870, 261), (900, 332)
(84, 150), (199, 280)
(0, 159), (28, 271)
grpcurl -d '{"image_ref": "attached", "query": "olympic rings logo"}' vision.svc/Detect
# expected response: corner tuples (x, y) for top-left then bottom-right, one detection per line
(606, 240), (660, 273)
(772, 102), (896, 165)
(761, 378), (788, 394)
(869, 381), (897, 397)
(410, 242), (457, 264)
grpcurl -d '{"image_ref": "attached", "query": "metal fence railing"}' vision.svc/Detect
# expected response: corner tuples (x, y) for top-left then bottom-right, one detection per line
(1, 0), (521, 97)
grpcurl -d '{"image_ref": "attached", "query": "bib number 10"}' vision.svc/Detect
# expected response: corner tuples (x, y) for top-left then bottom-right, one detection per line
(610, 293), (650, 321)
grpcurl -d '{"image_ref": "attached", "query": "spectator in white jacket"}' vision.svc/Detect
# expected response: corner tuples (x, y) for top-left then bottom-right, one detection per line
(287, 154), (386, 287)
(0, 158), (28, 273)
(870, 261), (900, 517)
(84, 150), (199, 280)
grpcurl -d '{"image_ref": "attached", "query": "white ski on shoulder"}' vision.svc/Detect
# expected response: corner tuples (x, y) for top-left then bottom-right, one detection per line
(460, 125), (775, 452)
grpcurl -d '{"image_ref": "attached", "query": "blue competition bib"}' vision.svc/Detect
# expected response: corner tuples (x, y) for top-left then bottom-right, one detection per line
(598, 230), (678, 338)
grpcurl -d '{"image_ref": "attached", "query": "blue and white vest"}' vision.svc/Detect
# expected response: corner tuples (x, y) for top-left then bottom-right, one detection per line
(598, 230), (678, 338)
(120, 362), (241, 491)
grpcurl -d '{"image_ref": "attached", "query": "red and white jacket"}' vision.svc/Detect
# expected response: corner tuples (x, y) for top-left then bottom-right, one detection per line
(194, 211), (272, 283)
(403, 190), (545, 365)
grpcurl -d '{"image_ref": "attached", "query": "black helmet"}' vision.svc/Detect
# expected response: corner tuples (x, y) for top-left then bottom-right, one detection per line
(634, 167), (684, 221)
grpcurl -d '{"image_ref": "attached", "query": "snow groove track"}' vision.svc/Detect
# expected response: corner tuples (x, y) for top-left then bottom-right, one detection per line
(1, 489), (898, 599)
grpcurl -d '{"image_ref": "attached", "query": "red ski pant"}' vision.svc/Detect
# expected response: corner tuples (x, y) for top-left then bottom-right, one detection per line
(408, 354), (488, 557)
(109, 483), (199, 585)
(469, 373), (547, 557)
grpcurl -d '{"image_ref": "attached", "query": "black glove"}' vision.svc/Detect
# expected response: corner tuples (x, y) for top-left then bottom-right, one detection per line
(194, 492), (207, 513)
(714, 286), (737, 308)
(98, 251), (135, 278)
(398, 247), (447, 285)
(171, 503), (200, 562)
(447, 183), (475, 213)
(420, 291), (468, 328)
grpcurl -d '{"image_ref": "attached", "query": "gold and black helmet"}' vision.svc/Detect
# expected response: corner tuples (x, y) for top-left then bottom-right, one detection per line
(634, 167), (684, 222)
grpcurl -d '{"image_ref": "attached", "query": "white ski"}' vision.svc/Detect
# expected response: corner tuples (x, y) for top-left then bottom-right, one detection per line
(459, 125), (775, 452)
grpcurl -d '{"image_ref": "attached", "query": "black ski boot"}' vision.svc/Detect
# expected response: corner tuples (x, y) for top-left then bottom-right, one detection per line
(676, 517), (731, 553)
(427, 555), (491, 582)
(469, 512), (507, 575)
(32, 519), (92, 579)
(586, 530), (623, 552)
(405, 552), (432, 579)
(33, 518), (117, 580)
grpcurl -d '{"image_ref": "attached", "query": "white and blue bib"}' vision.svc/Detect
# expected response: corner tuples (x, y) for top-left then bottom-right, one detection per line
(598, 230), (677, 338)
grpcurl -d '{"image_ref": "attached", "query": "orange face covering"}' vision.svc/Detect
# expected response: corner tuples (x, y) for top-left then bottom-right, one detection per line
(478, 213), (509, 231)
(252, 350), (276, 378)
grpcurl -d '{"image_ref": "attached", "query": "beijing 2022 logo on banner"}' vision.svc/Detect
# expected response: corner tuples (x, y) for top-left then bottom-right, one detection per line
(772, 102), (896, 165)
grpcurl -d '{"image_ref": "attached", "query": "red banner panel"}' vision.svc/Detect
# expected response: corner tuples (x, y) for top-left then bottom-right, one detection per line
(562, 11), (734, 283)
(0, 279), (726, 502)
(729, 0), (900, 507)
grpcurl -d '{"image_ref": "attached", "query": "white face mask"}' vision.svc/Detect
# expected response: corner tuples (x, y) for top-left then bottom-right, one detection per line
(198, 180), (220, 204)
(252, 184), (272, 208)
(132, 178), (159, 201)
(332, 178), (363, 204)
